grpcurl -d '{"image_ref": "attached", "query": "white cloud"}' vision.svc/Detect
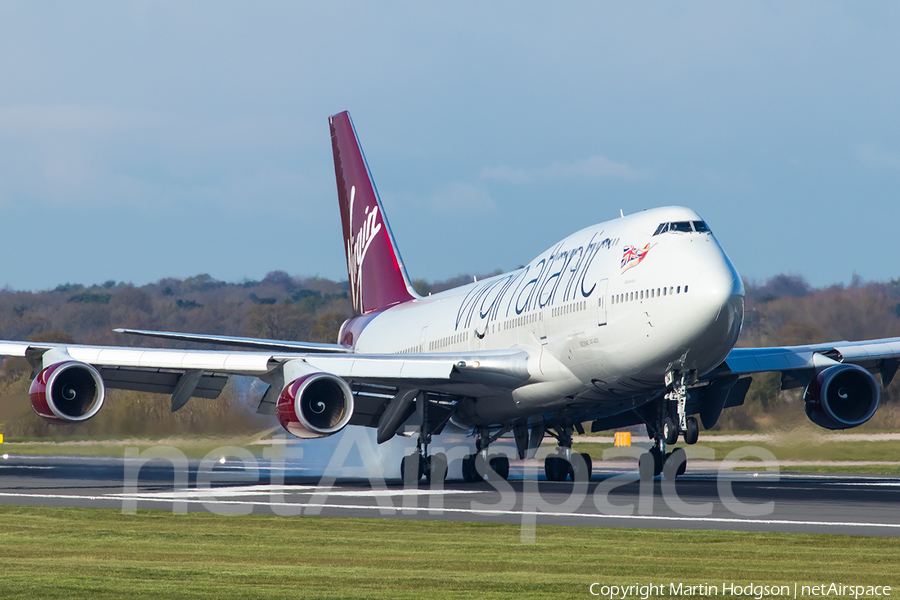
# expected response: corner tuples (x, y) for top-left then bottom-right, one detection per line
(481, 155), (641, 184)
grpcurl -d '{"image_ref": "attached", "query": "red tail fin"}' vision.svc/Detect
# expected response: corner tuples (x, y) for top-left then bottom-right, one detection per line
(329, 111), (418, 314)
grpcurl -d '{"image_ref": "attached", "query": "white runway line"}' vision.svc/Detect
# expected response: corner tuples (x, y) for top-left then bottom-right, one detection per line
(0, 490), (899, 530)
(104, 485), (484, 500)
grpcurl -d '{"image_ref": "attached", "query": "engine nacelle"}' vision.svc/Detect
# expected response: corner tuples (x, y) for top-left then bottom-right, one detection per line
(30, 361), (106, 425)
(804, 363), (880, 430)
(275, 371), (354, 438)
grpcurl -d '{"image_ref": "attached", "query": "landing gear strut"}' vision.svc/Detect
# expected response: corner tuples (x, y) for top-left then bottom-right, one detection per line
(400, 392), (450, 484)
(543, 424), (592, 482)
(461, 426), (511, 483)
(639, 371), (697, 481)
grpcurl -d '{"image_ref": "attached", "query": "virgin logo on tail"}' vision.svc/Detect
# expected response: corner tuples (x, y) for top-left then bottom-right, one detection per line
(346, 185), (384, 312)
(330, 110), (416, 315)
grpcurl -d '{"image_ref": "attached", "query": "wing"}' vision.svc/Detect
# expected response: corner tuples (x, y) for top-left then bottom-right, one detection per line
(0, 340), (530, 428)
(694, 336), (900, 431)
(112, 328), (353, 354)
(710, 337), (900, 387)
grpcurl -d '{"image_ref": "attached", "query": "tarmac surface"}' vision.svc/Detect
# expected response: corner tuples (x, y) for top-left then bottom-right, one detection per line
(1, 452), (899, 537)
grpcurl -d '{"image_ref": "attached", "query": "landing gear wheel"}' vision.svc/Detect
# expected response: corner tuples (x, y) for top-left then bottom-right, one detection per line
(401, 454), (423, 482)
(544, 456), (567, 481)
(461, 454), (480, 483)
(663, 447), (687, 480)
(663, 417), (679, 445)
(488, 455), (510, 480)
(676, 448), (687, 476)
(426, 452), (447, 484)
(684, 416), (699, 445)
(650, 446), (663, 476)
(571, 452), (593, 481)
(639, 452), (656, 481)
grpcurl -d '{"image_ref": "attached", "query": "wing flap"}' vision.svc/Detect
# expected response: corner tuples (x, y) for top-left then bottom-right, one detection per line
(99, 367), (228, 399)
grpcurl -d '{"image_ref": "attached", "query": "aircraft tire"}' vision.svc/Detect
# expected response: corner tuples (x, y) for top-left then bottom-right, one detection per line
(401, 454), (422, 483)
(684, 416), (700, 445)
(663, 447), (687, 480)
(489, 455), (510, 480)
(571, 452), (592, 481)
(650, 446), (664, 476)
(544, 456), (566, 481)
(663, 417), (679, 445)
(462, 454), (480, 483)
(581, 452), (593, 480)
(677, 454), (687, 476)
(638, 452), (656, 481)
(427, 453), (448, 484)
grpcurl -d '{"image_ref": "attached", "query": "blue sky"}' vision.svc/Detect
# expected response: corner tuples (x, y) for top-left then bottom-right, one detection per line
(0, 2), (898, 291)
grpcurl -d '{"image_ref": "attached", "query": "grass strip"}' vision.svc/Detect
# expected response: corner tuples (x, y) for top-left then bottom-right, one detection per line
(574, 440), (900, 463)
(0, 505), (898, 599)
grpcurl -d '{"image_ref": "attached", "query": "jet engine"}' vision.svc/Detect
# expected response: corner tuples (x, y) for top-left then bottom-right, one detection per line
(275, 371), (354, 438)
(30, 361), (106, 425)
(804, 363), (880, 430)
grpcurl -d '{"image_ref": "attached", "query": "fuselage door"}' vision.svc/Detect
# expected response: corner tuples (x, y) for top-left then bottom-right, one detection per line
(597, 278), (609, 326)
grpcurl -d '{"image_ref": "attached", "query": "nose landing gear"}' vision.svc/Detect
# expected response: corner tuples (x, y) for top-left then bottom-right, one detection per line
(639, 371), (698, 481)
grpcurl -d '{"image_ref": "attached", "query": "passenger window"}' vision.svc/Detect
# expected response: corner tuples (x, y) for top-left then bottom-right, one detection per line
(685, 285), (689, 293)
(677, 286), (681, 293)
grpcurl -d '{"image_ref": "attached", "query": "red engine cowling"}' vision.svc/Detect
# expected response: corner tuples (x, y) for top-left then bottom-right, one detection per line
(30, 361), (106, 425)
(804, 363), (880, 430)
(275, 372), (354, 438)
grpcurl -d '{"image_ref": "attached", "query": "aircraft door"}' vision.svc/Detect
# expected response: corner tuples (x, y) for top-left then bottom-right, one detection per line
(596, 279), (608, 326)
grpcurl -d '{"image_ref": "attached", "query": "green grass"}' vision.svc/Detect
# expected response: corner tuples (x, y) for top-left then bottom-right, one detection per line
(0, 436), (266, 459)
(573, 440), (900, 463)
(0, 505), (897, 599)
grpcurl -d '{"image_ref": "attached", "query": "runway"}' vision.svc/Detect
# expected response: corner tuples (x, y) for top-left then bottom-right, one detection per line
(1, 453), (899, 537)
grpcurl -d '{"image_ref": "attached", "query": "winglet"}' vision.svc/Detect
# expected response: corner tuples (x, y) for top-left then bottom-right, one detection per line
(329, 111), (418, 314)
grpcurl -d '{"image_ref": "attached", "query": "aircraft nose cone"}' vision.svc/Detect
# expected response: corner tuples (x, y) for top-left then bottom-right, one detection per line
(694, 256), (744, 365)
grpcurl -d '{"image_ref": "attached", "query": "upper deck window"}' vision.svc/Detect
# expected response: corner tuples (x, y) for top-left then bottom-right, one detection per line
(652, 220), (712, 236)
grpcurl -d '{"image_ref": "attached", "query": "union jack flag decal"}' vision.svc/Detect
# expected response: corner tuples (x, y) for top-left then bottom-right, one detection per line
(621, 243), (651, 273)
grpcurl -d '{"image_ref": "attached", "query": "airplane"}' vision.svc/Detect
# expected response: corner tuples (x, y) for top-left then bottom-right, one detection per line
(4, 110), (897, 483)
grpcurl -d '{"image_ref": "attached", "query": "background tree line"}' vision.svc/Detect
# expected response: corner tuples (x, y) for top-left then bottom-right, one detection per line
(1, 271), (900, 438)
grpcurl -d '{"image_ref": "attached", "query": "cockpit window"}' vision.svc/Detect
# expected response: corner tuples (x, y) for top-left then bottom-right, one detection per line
(693, 221), (710, 233)
(652, 220), (713, 236)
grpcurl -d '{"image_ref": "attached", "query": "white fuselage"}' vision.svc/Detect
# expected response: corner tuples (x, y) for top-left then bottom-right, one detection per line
(350, 206), (744, 426)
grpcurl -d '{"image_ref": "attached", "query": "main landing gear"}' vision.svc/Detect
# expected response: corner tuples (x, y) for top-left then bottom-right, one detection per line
(639, 371), (699, 481)
(400, 392), (451, 484)
(461, 427), (511, 483)
(543, 425), (592, 482)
